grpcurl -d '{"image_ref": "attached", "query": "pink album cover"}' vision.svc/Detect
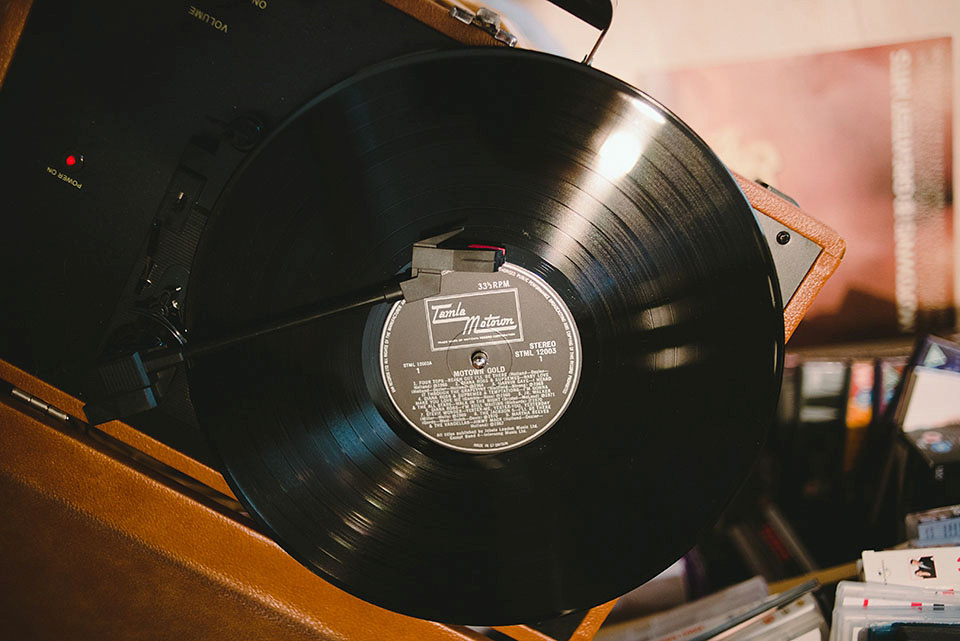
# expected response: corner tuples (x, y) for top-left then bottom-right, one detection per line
(636, 38), (954, 345)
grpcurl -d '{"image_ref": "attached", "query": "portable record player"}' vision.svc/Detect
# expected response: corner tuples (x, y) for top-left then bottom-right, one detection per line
(0, 0), (843, 637)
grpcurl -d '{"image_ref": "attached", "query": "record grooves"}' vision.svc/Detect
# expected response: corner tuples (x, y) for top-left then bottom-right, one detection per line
(185, 48), (784, 624)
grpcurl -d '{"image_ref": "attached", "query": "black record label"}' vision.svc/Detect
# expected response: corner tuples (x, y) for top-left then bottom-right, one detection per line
(380, 263), (581, 453)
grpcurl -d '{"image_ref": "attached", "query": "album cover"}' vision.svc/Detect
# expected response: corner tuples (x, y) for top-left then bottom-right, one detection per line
(635, 37), (954, 345)
(686, 582), (821, 641)
(834, 580), (960, 610)
(907, 504), (960, 547)
(830, 581), (960, 641)
(844, 360), (876, 473)
(877, 357), (910, 419)
(895, 335), (960, 431)
(861, 547), (960, 588)
(595, 577), (769, 641)
(716, 592), (825, 641)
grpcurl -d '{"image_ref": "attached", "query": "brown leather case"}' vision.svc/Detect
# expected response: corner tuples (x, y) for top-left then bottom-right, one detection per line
(0, 0), (31, 88)
(382, 0), (507, 46)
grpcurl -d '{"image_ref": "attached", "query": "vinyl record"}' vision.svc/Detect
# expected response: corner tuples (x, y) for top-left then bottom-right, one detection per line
(185, 48), (783, 624)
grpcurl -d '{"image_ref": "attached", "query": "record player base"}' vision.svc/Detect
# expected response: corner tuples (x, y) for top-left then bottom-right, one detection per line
(0, 359), (613, 640)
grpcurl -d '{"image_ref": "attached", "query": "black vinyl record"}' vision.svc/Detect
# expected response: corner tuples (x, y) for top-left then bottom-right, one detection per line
(186, 48), (783, 624)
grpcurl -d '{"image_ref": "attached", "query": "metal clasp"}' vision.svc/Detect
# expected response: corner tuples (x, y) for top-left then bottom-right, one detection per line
(449, 6), (518, 47)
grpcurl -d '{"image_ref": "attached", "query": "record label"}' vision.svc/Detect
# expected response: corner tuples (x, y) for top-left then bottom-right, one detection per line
(380, 263), (581, 453)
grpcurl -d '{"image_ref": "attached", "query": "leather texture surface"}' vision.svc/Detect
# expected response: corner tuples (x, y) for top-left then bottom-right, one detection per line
(381, 0), (507, 46)
(0, 359), (235, 499)
(735, 174), (846, 342)
(0, 395), (488, 641)
(0, 0), (31, 89)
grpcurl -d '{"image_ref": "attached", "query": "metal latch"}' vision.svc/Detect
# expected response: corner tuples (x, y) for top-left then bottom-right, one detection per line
(449, 6), (518, 47)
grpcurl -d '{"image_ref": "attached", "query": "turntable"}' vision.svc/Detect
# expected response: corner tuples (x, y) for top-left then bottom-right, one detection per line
(0, 0), (844, 637)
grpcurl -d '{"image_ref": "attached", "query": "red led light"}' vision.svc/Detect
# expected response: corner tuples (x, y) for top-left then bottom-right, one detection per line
(62, 153), (84, 170)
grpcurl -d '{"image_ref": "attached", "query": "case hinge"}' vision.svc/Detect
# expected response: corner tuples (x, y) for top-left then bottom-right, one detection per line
(9, 387), (72, 423)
